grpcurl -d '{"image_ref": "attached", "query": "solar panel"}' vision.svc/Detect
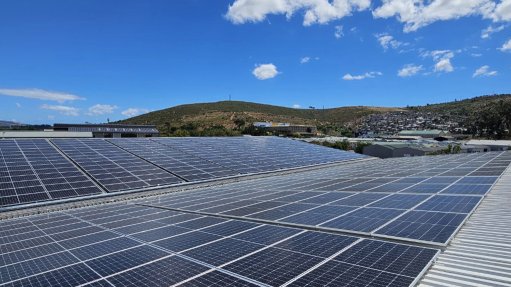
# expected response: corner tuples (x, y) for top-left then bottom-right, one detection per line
(179, 271), (260, 287)
(51, 139), (183, 192)
(320, 207), (406, 232)
(374, 210), (467, 243)
(415, 195), (482, 213)
(108, 139), (240, 181)
(153, 136), (365, 174)
(0, 139), (103, 208)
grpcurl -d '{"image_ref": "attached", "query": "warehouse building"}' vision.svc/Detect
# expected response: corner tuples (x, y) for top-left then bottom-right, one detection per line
(398, 129), (450, 140)
(362, 142), (442, 158)
(53, 123), (160, 138)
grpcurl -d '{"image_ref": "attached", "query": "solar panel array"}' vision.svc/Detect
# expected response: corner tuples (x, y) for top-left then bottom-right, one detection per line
(0, 137), (364, 209)
(1, 146), (511, 286)
(153, 137), (366, 174)
(137, 151), (511, 245)
(51, 139), (184, 192)
(107, 139), (240, 181)
(0, 203), (439, 287)
(0, 139), (103, 208)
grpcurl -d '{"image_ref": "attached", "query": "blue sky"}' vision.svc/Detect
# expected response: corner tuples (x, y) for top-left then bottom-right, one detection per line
(1, 0), (510, 124)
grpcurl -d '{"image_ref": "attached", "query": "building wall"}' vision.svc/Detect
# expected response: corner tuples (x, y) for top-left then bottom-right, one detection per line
(267, 125), (317, 135)
(91, 132), (156, 138)
(393, 147), (426, 157)
(363, 145), (394, 158)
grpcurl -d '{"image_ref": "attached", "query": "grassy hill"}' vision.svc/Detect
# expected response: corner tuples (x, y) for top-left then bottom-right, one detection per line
(118, 94), (511, 136)
(409, 94), (511, 114)
(118, 101), (401, 136)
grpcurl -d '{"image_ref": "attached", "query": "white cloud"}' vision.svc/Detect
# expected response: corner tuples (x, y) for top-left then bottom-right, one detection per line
(435, 58), (454, 73)
(499, 39), (511, 51)
(292, 104), (301, 108)
(225, 0), (371, 26)
(300, 57), (311, 64)
(376, 33), (405, 50)
(398, 64), (423, 77)
(373, 0), (498, 32)
(422, 49), (455, 73)
(473, 65), (498, 77)
(481, 24), (505, 38)
(40, 104), (79, 116)
(492, 0), (511, 21)
(15, 103), (21, 108)
(342, 71), (382, 80)
(423, 49), (454, 61)
(121, 108), (150, 117)
(47, 115), (55, 120)
(86, 104), (118, 116)
(0, 88), (84, 103)
(335, 25), (344, 38)
(252, 63), (279, 80)
(300, 56), (319, 64)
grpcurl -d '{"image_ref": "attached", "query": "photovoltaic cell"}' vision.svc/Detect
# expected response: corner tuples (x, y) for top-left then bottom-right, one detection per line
(223, 247), (323, 286)
(333, 239), (438, 277)
(105, 256), (210, 287)
(179, 271), (260, 287)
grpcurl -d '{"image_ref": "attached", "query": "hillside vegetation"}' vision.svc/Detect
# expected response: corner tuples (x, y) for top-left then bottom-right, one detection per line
(409, 94), (511, 114)
(118, 94), (511, 137)
(118, 101), (401, 136)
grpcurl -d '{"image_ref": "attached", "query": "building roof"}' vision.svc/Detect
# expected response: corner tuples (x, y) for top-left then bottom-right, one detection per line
(0, 130), (93, 138)
(398, 130), (446, 136)
(54, 123), (159, 134)
(466, 139), (511, 147)
(370, 141), (441, 151)
(419, 164), (511, 287)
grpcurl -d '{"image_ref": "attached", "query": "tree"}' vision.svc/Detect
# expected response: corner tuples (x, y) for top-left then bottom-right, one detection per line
(470, 100), (511, 139)
(233, 118), (246, 130)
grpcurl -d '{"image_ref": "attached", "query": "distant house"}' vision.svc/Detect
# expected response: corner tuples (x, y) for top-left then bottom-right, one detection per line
(398, 130), (450, 140)
(53, 123), (159, 138)
(363, 142), (442, 158)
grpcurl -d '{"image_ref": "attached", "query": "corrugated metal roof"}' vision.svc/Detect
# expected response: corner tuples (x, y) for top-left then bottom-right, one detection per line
(467, 139), (511, 147)
(419, 165), (511, 287)
(399, 130), (445, 136)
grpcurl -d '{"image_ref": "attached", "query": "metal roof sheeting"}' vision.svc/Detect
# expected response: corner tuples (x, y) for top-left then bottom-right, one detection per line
(419, 165), (511, 287)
